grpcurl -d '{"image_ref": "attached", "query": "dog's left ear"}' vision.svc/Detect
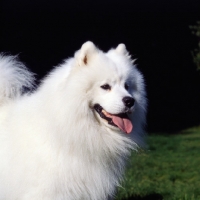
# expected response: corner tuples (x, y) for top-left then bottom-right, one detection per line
(115, 44), (135, 63)
(115, 44), (129, 55)
(75, 41), (98, 66)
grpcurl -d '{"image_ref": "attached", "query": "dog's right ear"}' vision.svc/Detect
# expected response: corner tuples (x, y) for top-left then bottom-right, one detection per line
(75, 41), (98, 66)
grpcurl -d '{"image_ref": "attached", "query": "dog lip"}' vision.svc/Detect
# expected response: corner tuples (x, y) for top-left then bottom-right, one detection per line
(94, 104), (114, 124)
(93, 104), (129, 128)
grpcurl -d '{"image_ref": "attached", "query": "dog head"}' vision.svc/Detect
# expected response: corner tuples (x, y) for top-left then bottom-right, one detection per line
(73, 41), (146, 134)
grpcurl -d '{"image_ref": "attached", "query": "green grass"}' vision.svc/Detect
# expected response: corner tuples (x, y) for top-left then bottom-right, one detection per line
(116, 127), (200, 200)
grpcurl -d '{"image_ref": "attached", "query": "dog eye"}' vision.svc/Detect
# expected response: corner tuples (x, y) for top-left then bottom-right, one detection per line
(101, 84), (111, 90)
(125, 83), (129, 90)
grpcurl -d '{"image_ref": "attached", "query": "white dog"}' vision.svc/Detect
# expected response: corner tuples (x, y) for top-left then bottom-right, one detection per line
(0, 42), (147, 200)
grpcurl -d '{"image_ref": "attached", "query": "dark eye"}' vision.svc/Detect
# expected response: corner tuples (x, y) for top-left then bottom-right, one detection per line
(125, 83), (129, 90)
(101, 84), (111, 90)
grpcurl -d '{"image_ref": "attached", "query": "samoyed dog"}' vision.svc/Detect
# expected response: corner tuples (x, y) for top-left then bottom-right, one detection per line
(0, 41), (147, 200)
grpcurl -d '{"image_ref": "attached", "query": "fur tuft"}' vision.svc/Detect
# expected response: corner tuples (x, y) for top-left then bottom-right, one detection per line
(0, 54), (35, 104)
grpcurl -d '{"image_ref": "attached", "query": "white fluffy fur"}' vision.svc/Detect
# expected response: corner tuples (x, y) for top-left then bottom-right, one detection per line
(0, 42), (147, 200)
(0, 54), (35, 104)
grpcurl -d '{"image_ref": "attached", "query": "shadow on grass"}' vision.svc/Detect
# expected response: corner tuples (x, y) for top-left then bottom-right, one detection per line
(122, 193), (163, 200)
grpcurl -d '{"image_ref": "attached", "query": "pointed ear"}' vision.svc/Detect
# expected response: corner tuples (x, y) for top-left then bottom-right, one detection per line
(75, 41), (98, 66)
(115, 43), (129, 55)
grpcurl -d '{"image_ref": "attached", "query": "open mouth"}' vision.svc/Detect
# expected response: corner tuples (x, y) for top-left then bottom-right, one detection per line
(94, 104), (133, 134)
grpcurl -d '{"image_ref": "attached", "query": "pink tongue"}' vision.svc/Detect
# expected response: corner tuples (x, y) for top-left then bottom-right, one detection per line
(112, 115), (133, 134)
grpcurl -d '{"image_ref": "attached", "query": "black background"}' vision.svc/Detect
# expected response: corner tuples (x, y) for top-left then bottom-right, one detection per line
(1, 0), (200, 133)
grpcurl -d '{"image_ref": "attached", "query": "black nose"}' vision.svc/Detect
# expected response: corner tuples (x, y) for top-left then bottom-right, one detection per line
(122, 97), (135, 108)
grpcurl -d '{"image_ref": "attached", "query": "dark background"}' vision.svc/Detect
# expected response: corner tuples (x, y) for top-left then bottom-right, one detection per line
(1, 0), (200, 133)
